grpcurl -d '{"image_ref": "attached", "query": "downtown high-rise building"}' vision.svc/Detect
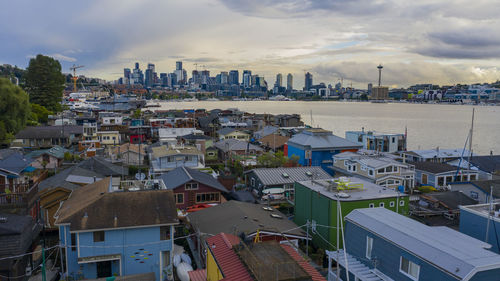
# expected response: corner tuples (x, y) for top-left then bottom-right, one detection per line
(287, 73), (293, 91)
(220, 71), (229, 84)
(123, 68), (131, 85)
(201, 70), (210, 85)
(132, 62), (143, 85)
(275, 73), (283, 87)
(192, 70), (201, 84)
(242, 70), (252, 88)
(304, 72), (313, 91)
(176, 61), (183, 71)
(229, 70), (239, 85)
(174, 61), (184, 84)
(145, 63), (155, 87)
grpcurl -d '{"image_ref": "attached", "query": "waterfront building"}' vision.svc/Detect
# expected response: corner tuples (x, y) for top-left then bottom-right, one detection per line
(449, 179), (500, 203)
(286, 128), (362, 172)
(328, 207), (500, 281)
(345, 129), (406, 153)
(413, 161), (478, 189)
(402, 149), (472, 163)
(447, 155), (500, 180)
(460, 202), (500, 254)
(55, 178), (178, 280)
(371, 86), (389, 100)
(332, 151), (416, 191)
(294, 177), (409, 250)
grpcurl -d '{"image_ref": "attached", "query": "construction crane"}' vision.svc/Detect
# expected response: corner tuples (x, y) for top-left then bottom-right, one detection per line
(69, 64), (84, 92)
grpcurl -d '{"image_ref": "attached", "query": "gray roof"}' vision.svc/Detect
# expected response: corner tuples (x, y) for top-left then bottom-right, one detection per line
(25, 145), (69, 160)
(77, 156), (128, 176)
(158, 167), (227, 192)
(187, 200), (306, 238)
(217, 127), (236, 136)
(464, 180), (500, 198)
(15, 125), (82, 139)
(412, 161), (459, 174)
(214, 139), (263, 153)
(0, 149), (32, 175)
(39, 166), (104, 191)
(287, 129), (361, 150)
(0, 213), (33, 235)
(297, 177), (407, 201)
(405, 149), (472, 160)
(254, 126), (278, 139)
(248, 167), (331, 186)
(346, 207), (500, 280)
(468, 156), (500, 173)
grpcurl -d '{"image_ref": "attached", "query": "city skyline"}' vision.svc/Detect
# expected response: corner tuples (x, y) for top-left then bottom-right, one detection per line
(1, 0), (500, 88)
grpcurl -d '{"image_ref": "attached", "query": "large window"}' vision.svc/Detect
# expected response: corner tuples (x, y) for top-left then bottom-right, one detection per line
(93, 231), (105, 242)
(196, 192), (220, 203)
(174, 193), (184, 204)
(71, 233), (76, 251)
(185, 183), (198, 190)
(400, 256), (420, 280)
(366, 236), (373, 259)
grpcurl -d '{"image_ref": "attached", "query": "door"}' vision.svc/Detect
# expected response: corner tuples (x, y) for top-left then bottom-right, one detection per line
(96, 261), (112, 278)
(421, 174), (428, 185)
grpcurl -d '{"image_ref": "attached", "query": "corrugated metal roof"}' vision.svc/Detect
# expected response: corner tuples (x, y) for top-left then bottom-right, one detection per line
(288, 130), (361, 150)
(187, 269), (206, 281)
(250, 167), (331, 186)
(214, 139), (263, 153)
(346, 207), (500, 279)
(206, 233), (253, 281)
(280, 244), (326, 281)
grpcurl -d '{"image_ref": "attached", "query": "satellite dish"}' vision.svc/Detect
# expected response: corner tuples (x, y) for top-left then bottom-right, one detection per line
(135, 173), (146, 180)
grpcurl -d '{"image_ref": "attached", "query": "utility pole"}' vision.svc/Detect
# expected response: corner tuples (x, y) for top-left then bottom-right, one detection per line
(468, 108), (474, 170)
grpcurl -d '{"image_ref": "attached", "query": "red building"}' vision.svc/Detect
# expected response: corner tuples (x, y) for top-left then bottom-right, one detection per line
(158, 167), (227, 210)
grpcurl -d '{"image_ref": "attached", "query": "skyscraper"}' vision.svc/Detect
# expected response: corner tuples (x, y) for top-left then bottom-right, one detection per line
(287, 73), (293, 91)
(243, 70), (252, 88)
(123, 68), (131, 85)
(176, 61), (183, 71)
(145, 63), (155, 87)
(132, 63), (143, 85)
(304, 72), (313, 91)
(192, 70), (201, 84)
(135, 62), (140, 70)
(201, 70), (210, 85)
(220, 71), (229, 84)
(275, 73), (283, 87)
(229, 70), (239, 85)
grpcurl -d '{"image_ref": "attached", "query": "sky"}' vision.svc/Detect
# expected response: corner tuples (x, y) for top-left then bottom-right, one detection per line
(1, 0), (499, 89)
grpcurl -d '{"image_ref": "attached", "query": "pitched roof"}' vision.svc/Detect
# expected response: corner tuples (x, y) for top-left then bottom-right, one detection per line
(0, 149), (32, 175)
(406, 149), (471, 159)
(288, 129), (361, 150)
(258, 134), (289, 149)
(217, 127), (236, 136)
(346, 207), (500, 280)
(187, 200), (305, 238)
(158, 167), (227, 192)
(468, 179), (500, 198)
(111, 143), (147, 155)
(214, 139), (263, 153)
(15, 125), (82, 139)
(412, 161), (458, 174)
(78, 156), (128, 176)
(25, 145), (69, 160)
(38, 165), (104, 191)
(422, 191), (478, 210)
(249, 167), (331, 186)
(187, 269), (207, 281)
(151, 146), (202, 158)
(254, 126), (278, 139)
(0, 213), (33, 235)
(55, 178), (178, 231)
(280, 244), (326, 281)
(468, 155), (500, 173)
(205, 233), (253, 281)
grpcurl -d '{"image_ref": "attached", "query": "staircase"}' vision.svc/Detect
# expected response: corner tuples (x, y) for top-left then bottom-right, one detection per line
(330, 250), (386, 281)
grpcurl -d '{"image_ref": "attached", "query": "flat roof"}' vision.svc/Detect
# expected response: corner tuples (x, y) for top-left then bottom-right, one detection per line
(297, 177), (406, 201)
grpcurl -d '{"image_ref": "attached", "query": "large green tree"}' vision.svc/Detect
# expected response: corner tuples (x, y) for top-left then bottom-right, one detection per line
(0, 78), (30, 145)
(24, 54), (65, 112)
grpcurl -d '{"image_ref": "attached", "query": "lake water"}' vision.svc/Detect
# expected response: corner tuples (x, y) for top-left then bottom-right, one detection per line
(153, 101), (500, 155)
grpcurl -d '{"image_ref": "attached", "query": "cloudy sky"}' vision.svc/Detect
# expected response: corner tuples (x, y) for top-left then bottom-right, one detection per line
(1, 0), (499, 88)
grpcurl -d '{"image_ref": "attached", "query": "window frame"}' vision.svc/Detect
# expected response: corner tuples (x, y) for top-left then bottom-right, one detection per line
(369, 203), (375, 208)
(185, 182), (199, 190)
(399, 256), (420, 280)
(366, 236), (373, 259)
(174, 193), (184, 204)
(379, 202), (385, 207)
(160, 226), (171, 240)
(93, 231), (105, 243)
(390, 201), (395, 207)
(400, 200), (405, 206)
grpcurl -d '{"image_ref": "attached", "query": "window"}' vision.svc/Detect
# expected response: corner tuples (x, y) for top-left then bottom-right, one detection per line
(379, 202), (385, 207)
(470, 191), (479, 199)
(392, 137), (396, 143)
(390, 201), (395, 207)
(421, 174), (428, 184)
(446, 176), (453, 183)
(160, 226), (171, 240)
(386, 166), (393, 173)
(394, 167), (398, 172)
(470, 174), (477, 181)
(93, 231), (105, 242)
(207, 152), (215, 156)
(378, 168), (385, 174)
(71, 233), (76, 251)
(400, 200), (405, 206)
(369, 203), (375, 208)
(185, 183), (198, 190)
(366, 236), (373, 259)
(369, 170), (374, 176)
(352, 165), (357, 172)
(251, 178), (255, 187)
(196, 192), (220, 203)
(174, 193), (184, 204)
(400, 256), (420, 280)
(437, 177), (444, 186)
(388, 180), (394, 185)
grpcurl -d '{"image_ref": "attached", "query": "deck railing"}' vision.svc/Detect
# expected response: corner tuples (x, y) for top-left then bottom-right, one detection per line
(0, 170), (47, 206)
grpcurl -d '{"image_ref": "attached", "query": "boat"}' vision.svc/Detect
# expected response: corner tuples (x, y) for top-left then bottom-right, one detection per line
(176, 262), (193, 281)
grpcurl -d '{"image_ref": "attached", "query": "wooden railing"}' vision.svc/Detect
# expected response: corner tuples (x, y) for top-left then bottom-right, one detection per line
(0, 170), (47, 206)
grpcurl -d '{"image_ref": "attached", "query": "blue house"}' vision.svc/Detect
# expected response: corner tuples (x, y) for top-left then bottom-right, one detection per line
(55, 178), (179, 280)
(460, 202), (500, 254)
(286, 128), (361, 173)
(413, 161), (478, 189)
(328, 207), (500, 281)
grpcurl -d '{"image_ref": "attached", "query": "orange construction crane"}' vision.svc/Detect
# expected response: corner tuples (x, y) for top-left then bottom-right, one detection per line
(69, 64), (84, 92)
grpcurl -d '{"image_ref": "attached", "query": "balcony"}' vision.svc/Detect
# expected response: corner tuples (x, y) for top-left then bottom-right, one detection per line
(0, 170), (47, 207)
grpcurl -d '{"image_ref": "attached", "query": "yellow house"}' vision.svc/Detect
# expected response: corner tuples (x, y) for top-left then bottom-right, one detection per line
(204, 233), (252, 281)
(218, 128), (250, 141)
(97, 131), (121, 146)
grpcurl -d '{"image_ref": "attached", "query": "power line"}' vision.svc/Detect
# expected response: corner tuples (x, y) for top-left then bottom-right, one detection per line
(0, 245), (59, 261)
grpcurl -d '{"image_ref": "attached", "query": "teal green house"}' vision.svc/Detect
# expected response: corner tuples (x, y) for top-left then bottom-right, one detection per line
(294, 177), (409, 250)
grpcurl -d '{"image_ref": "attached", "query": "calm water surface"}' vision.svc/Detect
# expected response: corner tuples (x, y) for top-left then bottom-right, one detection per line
(154, 101), (500, 155)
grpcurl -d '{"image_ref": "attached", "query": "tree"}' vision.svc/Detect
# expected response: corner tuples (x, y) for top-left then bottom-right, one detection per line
(0, 78), (30, 145)
(30, 103), (53, 124)
(24, 54), (65, 112)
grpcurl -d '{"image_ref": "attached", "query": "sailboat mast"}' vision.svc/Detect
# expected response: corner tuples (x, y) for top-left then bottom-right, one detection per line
(468, 108), (474, 170)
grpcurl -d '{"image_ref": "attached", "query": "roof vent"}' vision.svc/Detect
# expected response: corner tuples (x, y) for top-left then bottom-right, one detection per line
(0, 217), (7, 223)
(305, 171), (312, 177)
(270, 214), (282, 219)
(335, 192), (350, 198)
(282, 173), (289, 178)
(262, 207), (274, 211)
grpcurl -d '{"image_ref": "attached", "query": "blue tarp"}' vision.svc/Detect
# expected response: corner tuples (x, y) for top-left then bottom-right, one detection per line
(22, 166), (36, 173)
